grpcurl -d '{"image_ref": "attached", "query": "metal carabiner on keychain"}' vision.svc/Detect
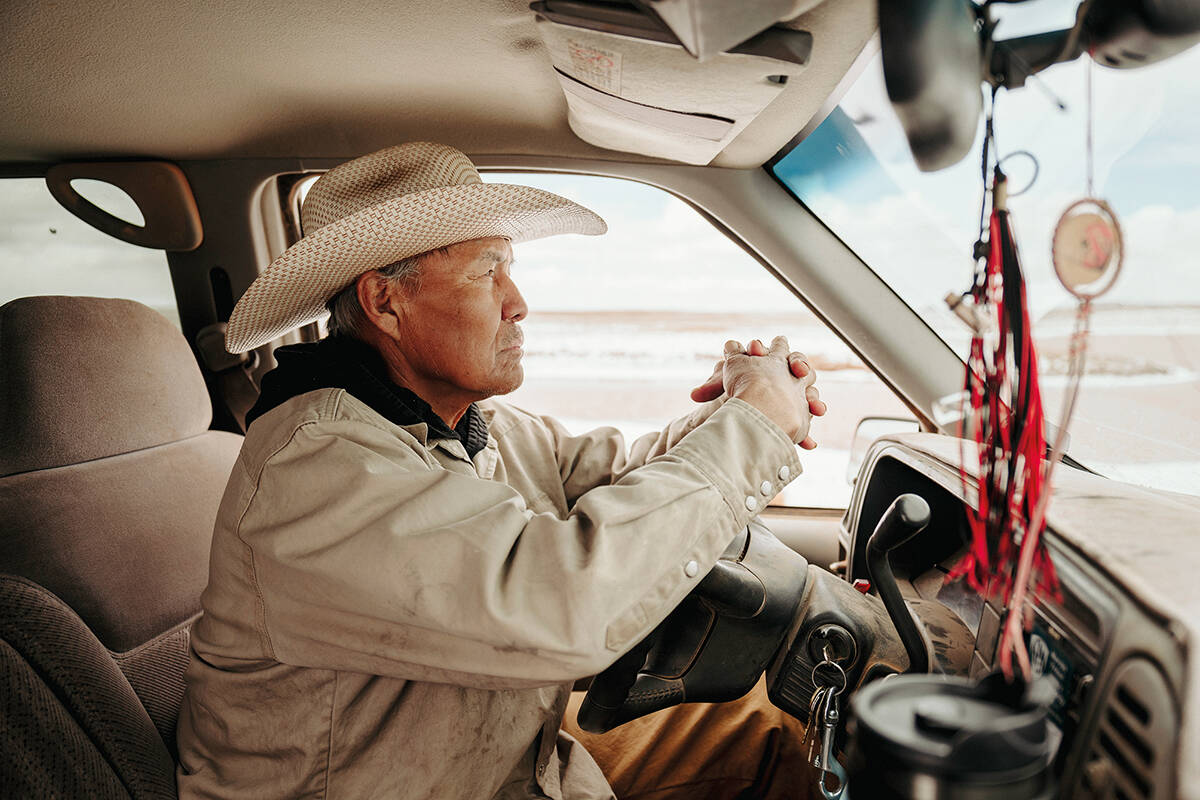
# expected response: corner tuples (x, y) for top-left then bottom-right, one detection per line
(816, 686), (847, 800)
(819, 750), (847, 799)
(810, 651), (848, 799)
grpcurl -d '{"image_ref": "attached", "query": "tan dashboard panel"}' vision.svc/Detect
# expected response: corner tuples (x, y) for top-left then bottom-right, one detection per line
(854, 432), (1200, 800)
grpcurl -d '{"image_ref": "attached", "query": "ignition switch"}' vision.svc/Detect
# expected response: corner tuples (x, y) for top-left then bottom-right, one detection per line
(807, 623), (857, 665)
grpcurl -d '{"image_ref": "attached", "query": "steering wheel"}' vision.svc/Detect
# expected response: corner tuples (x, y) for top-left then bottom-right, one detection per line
(576, 520), (810, 733)
(576, 512), (926, 733)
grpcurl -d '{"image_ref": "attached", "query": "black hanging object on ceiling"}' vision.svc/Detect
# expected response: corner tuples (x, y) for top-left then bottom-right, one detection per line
(878, 0), (1200, 172)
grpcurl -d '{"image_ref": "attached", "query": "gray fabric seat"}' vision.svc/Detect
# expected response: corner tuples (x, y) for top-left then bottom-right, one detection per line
(0, 296), (243, 798)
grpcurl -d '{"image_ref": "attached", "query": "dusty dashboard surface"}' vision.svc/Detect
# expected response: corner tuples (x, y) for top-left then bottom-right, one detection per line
(840, 432), (1199, 800)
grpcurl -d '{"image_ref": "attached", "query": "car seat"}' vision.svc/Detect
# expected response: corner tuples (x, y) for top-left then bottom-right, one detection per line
(0, 296), (244, 798)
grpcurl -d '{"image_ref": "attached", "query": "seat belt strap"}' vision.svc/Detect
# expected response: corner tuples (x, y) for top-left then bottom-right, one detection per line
(195, 322), (259, 433)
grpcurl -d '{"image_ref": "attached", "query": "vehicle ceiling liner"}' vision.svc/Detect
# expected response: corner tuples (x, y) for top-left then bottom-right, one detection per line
(531, 0), (830, 165)
(1, 0), (874, 170)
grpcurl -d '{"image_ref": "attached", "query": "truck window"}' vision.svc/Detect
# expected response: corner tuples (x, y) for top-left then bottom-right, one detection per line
(488, 172), (910, 510)
(0, 178), (178, 327)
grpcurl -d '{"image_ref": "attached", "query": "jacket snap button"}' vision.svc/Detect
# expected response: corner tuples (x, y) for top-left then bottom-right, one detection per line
(745, 496), (759, 512)
(778, 465), (790, 481)
(760, 480), (772, 496)
(684, 560), (699, 578)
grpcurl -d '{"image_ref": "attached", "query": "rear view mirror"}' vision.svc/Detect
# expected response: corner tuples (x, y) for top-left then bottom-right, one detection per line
(878, 0), (1200, 172)
(847, 416), (921, 485)
(878, 0), (983, 172)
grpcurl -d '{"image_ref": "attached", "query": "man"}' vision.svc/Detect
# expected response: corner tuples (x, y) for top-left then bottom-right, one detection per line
(177, 142), (825, 799)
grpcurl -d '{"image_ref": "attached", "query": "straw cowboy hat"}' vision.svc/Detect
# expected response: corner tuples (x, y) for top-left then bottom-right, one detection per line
(224, 142), (607, 353)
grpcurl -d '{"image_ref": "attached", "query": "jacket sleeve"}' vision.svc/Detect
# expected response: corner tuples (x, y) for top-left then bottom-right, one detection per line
(540, 396), (731, 507)
(238, 397), (802, 689)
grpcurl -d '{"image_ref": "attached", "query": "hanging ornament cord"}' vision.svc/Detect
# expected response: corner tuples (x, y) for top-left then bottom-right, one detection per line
(951, 85), (1062, 679)
(954, 86), (1004, 594)
(952, 164), (1059, 681)
(953, 91), (1001, 600)
(998, 57), (1103, 679)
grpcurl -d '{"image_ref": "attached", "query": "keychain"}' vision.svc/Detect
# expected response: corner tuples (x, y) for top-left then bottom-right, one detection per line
(801, 647), (848, 800)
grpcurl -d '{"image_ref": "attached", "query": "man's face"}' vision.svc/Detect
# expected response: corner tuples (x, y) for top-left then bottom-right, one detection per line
(388, 236), (527, 404)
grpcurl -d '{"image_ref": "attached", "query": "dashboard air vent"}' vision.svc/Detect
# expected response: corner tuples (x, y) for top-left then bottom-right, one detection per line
(1078, 658), (1177, 800)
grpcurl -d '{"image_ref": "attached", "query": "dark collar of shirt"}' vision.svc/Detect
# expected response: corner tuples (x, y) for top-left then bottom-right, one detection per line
(245, 335), (490, 459)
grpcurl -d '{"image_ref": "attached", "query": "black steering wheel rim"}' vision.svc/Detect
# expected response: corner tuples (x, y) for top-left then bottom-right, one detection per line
(576, 521), (809, 733)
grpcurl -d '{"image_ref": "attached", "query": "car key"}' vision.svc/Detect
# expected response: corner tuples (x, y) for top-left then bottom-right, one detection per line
(804, 686), (830, 767)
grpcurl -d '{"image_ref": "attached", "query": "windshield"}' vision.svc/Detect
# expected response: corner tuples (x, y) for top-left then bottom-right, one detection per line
(772, 39), (1200, 498)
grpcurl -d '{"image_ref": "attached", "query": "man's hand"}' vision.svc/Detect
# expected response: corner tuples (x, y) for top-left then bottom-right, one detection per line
(689, 337), (825, 449)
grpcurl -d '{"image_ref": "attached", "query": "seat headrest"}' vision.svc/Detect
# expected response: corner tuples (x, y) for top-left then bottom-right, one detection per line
(0, 296), (212, 477)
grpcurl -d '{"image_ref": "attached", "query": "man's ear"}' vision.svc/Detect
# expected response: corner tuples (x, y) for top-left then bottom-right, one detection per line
(356, 271), (404, 339)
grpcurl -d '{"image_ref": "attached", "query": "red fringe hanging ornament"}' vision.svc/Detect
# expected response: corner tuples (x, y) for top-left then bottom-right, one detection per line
(950, 169), (1060, 680)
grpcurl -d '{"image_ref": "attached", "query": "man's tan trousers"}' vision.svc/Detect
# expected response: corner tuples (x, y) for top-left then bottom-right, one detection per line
(562, 678), (826, 800)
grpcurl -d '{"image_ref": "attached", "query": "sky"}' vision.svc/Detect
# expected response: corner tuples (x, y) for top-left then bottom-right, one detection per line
(483, 171), (803, 313)
(768, 4), (1200, 490)
(778, 26), (1200, 327)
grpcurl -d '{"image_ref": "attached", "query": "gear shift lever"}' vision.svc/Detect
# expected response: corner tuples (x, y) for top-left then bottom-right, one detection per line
(865, 494), (932, 673)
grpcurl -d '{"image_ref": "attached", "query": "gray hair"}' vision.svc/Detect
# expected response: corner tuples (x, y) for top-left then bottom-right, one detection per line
(325, 254), (426, 341)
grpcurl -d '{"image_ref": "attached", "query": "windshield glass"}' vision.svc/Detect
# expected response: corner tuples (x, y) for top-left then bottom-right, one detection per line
(772, 37), (1200, 498)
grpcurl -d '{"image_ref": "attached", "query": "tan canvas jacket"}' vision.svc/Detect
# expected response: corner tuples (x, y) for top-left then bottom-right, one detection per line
(175, 389), (803, 799)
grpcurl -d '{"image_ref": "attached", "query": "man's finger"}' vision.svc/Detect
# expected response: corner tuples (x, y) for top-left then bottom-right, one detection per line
(724, 339), (744, 357)
(806, 385), (826, 416)
(788, 352), (811, 379)
(799, 436), (818, 450)
(690, 382), (724, 403)
(768, 335), (790, 358)
(747, 339), (768, 357)
(689, 359), (726, 403)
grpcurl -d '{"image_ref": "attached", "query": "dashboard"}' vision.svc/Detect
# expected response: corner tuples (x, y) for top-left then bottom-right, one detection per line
(840, 434), (1190, 800)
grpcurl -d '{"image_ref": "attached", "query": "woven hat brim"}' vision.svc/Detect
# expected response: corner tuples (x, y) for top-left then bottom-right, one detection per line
(225, 183), (606, 353)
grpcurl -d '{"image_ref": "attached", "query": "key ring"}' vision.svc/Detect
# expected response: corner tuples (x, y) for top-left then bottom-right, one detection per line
(811, 659), (847, 696)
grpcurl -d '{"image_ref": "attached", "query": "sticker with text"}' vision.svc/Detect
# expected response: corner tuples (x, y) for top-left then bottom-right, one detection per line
(566, 38), (622, 94)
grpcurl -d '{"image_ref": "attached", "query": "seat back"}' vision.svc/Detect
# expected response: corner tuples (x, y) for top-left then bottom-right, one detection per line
(0, 576), (175, 799)
(0, 296), (243, 796)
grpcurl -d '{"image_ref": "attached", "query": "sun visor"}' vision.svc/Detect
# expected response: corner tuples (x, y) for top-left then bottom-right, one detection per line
(532, 11), (813, 165)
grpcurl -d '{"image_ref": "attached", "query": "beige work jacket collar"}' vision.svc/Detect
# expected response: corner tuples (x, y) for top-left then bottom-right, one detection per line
(248, 334), (491, 457)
